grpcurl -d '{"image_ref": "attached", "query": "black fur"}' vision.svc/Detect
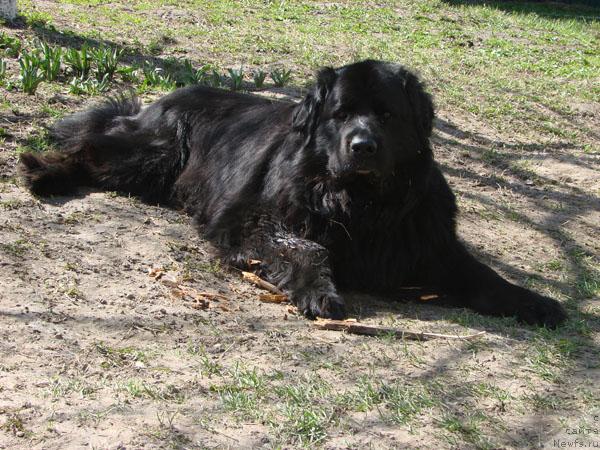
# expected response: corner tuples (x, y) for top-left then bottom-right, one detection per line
(19, 60), (566, 327)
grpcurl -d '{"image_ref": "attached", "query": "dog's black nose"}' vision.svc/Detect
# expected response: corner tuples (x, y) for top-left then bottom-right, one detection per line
(350, 136), (378, 156)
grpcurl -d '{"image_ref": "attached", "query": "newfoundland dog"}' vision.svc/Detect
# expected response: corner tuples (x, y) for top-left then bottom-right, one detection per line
(19, 59), (566, 327)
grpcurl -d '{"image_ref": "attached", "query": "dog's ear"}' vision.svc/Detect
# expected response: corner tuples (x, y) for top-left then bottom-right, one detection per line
(402, 71), (434, 139)
(292, 67), (337, 137)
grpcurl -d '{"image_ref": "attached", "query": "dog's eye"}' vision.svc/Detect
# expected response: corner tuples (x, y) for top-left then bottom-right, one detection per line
(378, 111), (392, 124)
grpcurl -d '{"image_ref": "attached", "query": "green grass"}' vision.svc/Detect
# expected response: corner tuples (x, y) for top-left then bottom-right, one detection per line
(440, 412), (495, 449)
(96, 342), (149, 368)
(0, 239), (32, 257)
(15, 0), (597, 143)
(49, 376), (97, 399)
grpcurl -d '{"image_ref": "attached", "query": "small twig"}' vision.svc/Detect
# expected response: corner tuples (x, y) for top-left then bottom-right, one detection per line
(242, 271), (285, 296)
(314, 319), (486, 341)
(258, 293), (288, 303)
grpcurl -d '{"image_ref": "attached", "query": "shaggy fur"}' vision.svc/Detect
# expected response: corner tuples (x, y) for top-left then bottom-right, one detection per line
(19, 60), (566, 327)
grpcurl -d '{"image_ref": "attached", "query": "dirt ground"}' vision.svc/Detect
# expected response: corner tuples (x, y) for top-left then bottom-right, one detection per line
(1, 5), (600, 450)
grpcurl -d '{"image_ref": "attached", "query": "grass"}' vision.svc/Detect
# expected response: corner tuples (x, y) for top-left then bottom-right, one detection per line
(0, 239), (32, 257)
(440, 412), (494, 449)
(1, 412), (29, 437)
(49, 377), (97, 399)
(14, 0), (597, 142)
(95, 342), (149, 368)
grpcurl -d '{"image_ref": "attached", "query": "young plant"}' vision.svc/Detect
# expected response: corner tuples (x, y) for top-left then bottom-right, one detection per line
(69, 74), (110, 96)
(37, 41), (62, 81)
(116, 65), (139, 83)
(252, 69), (267, 88)
(91, 46), (123, 80)
(181, 59), (210, 85)
(18, 50), (44, 94)
(64, 45), (91, 77)
(0, 32), (21, 57)
(227, 67), (244, 91)
(270, 68), (292, 87)
(206, 69), (223, 88)
(141, 63), (176, 91)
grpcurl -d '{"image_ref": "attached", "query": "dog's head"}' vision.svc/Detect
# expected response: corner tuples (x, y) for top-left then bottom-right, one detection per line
(293, 60), (434, 186)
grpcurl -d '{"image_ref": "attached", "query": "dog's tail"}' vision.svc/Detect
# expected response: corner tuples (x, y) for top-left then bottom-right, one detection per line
(19, 93), (184, 202)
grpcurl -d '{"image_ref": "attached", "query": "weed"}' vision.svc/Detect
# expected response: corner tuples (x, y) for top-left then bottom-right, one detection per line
(49, 377), (97, 399)
(91, 45), (123, 80)
(1, 412), (28, 436)
(337, 376), (382, 412)
(121, 379), (184, 402)
(18, 50), (44, 94)
(36, 40), (62, 81)
(63, 284), (84, 300)
(0, 239), (31, 257)
(199, 353), (223, 377)
(252, 68), (267, 88)
(227, 67), (244, 91)
(69, 74), (110, 95)
(16, 130), (53, 154)
(0, 32), (21, 57)
(270, 68), (292, 87)
(64, 45), (91, 77)
(116, 65), (140, 83)
(40, 103), (64, 118)
(526, 392), (560, 411)
(379, 382), (436, 425)
(140, 63), (176, 91)
(181, 59), (210, 85)
(206, 69), (223, 88)
(473, 382), (512, 404)
(440, 413), (493, 448)
(282, 403), (333, 446)
(0, 199), (27, 210)
(22, 9), (53, 28)
(96, 342), (148, 368)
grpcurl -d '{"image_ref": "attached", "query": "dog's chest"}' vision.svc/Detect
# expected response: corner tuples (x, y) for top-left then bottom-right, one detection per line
(324, 205), (421, 291)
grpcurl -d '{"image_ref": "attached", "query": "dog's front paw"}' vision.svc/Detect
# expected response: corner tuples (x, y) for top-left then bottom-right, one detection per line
(295, 290), (347, 320)
(513, 291), (567, 328)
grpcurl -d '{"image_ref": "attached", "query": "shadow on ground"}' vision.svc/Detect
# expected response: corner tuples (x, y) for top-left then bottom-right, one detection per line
(444, 0), (600, 21)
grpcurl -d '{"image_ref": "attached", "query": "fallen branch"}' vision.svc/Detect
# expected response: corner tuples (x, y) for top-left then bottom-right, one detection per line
(242, 271), (285, 296)
(258, 293), (288, 303)
(314, 319), (486, 341)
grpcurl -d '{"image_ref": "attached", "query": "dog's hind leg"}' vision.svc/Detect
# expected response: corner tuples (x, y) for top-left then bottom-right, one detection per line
(19, 132), (182, 203)
(19, 101), (186, 203)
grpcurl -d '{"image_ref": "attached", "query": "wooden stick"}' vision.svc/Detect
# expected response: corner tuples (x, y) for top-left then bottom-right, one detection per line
(242, 271), (285, 296)
(314, 319), (486, 341)
(258, 293), (288, 303)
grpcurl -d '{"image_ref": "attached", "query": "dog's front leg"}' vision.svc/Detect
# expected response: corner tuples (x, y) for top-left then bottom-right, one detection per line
(265, 232), (347, 319)
(226, 222), (346, 320)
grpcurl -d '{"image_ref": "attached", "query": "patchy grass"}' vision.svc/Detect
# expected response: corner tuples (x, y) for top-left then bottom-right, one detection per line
(12, 0), (598, 144)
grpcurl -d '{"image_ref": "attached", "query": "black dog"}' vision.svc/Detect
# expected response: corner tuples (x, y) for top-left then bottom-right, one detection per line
(19, 60), (566, 327)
